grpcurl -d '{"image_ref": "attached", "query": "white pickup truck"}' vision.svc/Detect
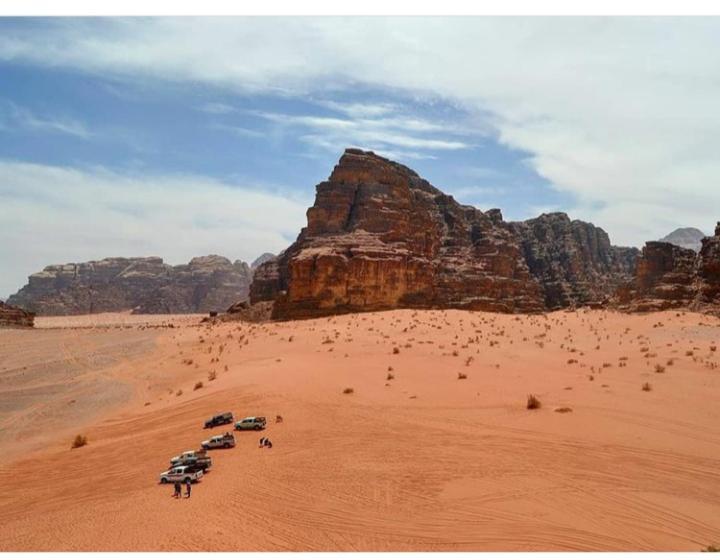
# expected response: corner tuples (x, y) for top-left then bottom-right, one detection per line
(170, 449), (212, 471)
(159, 465), (203, 484)
(201, 433), (236, 449)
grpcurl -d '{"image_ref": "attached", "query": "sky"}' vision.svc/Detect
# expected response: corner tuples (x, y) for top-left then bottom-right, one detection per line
(1, 17), (720, 298)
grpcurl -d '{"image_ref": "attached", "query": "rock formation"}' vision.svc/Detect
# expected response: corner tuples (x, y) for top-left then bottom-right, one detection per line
(8, 255), (252, 315)
(510, 213), (639, 309)
(614, 242), (698, 311)
(0, 300), (35, 328)
(250, 149), (638, 319)
(659, 227), (706, 252)
(251, 253), (276, 271)
(696, 223), (720, 306)
(615, 223), (720, 313)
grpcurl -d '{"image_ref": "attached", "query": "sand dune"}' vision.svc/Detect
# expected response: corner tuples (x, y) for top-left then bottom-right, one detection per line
(1, 309), (719, 551)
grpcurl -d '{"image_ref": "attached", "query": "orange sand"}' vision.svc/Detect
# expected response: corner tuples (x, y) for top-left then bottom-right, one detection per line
(0, 308), (719, 551)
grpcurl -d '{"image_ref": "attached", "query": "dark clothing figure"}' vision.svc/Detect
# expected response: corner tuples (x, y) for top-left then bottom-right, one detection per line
(173, 481), (182, 498)
(259, 436), (266, 448)
(265, 439), (273, 449)
(185, 480), (192, 498)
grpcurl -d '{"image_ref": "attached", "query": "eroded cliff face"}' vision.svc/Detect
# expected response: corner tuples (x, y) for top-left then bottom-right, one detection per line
(511, 213), (640, 309)
(612, 223), (720, 313)
(0, 301), (35, 328)
(614, 242), (698, 312)
(8, 255), (252, 315)
(252, 149), (558, 319)
(696, 223), (720, 306)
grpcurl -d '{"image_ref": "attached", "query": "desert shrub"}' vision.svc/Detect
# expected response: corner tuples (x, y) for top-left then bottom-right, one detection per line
(686, 350), (694, 357)
(702, 544), (719, 552)
(176, 389), (183, 396)
(554, 407), (573, 413)
(392, 347), (400, 354)
(387, 373), (395, 380)
(526, 394), (541, 410)
(642, 382), (652, 392)
(711, 346), (717, 353)
(654, 364), (665, 373)
(194, 381), (204, 391)
(457, 372), (467, 380)
(208, 370), (217, 381)
(342, 387), (354, 394)
(71, 434), (88, 449)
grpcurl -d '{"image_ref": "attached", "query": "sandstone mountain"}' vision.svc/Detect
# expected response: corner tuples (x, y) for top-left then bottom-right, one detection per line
(510, 213), (639, 309)
(658, 227), (706, 252)
(251, 253), (276, 271)
(8, 255), (252, 316)
(0, 300), (35, 328)
(250, 149), (639, 319)
(615, 223), (720, 312)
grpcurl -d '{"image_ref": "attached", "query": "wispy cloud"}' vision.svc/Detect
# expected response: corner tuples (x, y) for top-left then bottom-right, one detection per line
(253, 109), (472, 157)
(199, 102), (237, 115)
(0, 100), (91, 138)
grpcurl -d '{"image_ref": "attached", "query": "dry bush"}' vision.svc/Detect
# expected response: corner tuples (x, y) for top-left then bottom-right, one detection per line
(457, 372), (467, 380)
(554, 407), (573, 413)
(176, 389), (183, 396)
(387, 373), (395, 381)
(526, 394), (541, 410)
(654, 364), (666, 373)
(642, 382), (652, 392)
(71, 434), (88, 449)
(208, 370), (217, 381)
(392, 347), (400, 354)
(702, 544), (720, 552)
(686, 350), (694, 357)
(342, 387), (354, 394)
(194, 381), (204, 391)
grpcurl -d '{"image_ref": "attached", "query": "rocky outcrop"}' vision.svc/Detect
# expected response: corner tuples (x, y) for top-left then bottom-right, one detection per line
(614, 242), (698, 311)
(510, 213), (640, 309)
(659, 227), (706, 252)
(8, 255), (252, 315)
(0, 300), (35, 328)
(251, 253), (276, 271)
(697, 223), (720, 306)
(252, 149), (559, 319)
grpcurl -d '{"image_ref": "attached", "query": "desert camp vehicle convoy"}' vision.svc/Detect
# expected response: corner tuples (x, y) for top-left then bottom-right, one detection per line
(160, 411), (272, 486)
(201, 433), (236, 449)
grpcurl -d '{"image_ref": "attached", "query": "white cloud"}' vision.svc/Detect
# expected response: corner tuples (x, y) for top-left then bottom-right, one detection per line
(0, 160), (310, 297)
(199, 102), (237, 114)
(1, 18), (720, 244)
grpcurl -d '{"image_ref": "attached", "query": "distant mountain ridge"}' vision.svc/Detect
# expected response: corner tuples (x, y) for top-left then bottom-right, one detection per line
(7, 254), (266, 316)
(659, 227), (706, 252)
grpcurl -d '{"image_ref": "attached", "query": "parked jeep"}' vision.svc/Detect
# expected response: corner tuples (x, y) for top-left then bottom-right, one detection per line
(170, 450), (213, 472)
(204, 412), (234, 429)
(234, 416), (266, 431)
(159, 465), (203, 484)
(201, 433), (236, 449)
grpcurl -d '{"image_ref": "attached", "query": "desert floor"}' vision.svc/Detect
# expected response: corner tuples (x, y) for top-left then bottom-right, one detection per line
(0, 309), (719, 551)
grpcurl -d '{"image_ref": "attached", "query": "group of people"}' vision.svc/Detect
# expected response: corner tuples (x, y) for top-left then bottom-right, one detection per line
(258, 436), (273, 448)
(173, 480), (191, 499)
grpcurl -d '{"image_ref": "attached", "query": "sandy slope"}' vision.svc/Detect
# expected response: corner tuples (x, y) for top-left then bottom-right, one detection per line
(0, 309), (719, 551)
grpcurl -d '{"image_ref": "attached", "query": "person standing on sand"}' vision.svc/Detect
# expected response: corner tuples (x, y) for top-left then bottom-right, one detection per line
(173, 481), (181, 498)
(185, 479), (192, 499)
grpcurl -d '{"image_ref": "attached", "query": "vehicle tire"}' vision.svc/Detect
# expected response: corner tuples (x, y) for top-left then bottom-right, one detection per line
(160, 477), (168, 484)
(223, 443), (230, 448)
(254, 425), (261, 430)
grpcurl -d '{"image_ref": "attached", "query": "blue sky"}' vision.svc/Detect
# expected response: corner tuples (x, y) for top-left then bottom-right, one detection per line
(2, 17), (719, 297)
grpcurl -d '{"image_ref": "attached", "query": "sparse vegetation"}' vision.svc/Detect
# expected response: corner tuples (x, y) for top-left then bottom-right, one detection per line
(457, 372), (467, 380)
(642, 382), (652, 392)
(554, 407), (573, 413)
(208, 370), (217, 381)
(342, 387), (354, 394)
(386, 373), (394, 380)
(654, 364), (665, 373)
(702, 544), (720, 552)
(194, 381), (204, 390)
(71, 434), (88, 449)
(526, 394), (541, 410)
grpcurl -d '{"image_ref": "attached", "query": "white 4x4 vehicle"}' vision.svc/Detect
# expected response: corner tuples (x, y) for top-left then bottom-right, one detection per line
(201, 433), (235, 449)
(159, 465), (203, 484)
(234, 416), (266, 431)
